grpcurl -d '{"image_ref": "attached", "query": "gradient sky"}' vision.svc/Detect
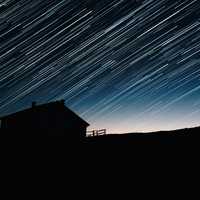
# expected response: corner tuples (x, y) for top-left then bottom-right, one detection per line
(0, 0), (200, 133)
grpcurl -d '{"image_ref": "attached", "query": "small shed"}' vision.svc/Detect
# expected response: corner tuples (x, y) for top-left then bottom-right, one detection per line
(0, 100), (89, 137)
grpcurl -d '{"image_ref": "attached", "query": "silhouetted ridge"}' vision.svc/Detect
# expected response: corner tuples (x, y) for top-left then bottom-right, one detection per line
(84, 126), (200, 144)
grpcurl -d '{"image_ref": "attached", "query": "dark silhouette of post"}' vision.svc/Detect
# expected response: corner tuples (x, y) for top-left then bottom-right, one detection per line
(32, 101), (36, 107)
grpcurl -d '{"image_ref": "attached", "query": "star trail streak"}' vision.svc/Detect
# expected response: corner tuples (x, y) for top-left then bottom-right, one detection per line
(0, 0), (200, 133)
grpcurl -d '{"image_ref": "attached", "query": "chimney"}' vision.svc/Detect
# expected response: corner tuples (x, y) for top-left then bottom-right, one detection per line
(32, 101), (36, 108)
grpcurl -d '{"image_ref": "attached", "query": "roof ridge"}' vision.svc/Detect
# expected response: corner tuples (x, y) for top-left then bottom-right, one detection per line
(0, 100), (89, 126)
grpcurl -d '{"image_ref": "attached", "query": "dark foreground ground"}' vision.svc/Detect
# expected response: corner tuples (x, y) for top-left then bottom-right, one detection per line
(83, 127), (200, 144)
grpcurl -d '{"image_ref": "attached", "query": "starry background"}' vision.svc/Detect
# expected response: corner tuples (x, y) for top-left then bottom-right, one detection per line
(0, 0), (200, 133)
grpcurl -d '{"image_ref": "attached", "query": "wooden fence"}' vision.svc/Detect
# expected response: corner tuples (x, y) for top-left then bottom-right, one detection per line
(87, 129), (106, 137)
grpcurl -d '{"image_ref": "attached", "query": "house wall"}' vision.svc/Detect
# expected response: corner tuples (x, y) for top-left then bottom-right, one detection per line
(0, 109), (88, 137)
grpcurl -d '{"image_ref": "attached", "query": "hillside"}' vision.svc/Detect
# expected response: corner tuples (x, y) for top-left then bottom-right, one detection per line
(84, 126), (200, 144)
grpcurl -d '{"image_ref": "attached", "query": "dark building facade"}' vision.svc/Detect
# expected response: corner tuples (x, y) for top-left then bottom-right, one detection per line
(0, 100), (89, 137)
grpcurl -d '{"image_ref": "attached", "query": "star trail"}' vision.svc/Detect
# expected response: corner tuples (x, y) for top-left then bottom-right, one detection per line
(0, 0), (200, 133)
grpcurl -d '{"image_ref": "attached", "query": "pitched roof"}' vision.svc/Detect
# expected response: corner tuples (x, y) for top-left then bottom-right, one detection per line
(0, 100), (89, 126)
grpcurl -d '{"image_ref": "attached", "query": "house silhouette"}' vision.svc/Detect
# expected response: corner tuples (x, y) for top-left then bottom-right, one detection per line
(0, 100), (89, 137)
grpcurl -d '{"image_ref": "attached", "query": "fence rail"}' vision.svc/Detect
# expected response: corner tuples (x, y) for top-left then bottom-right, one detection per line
(87, 129), (106, 137)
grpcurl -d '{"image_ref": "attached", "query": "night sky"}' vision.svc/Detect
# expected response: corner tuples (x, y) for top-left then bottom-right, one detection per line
(0, 0), (200, 133)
